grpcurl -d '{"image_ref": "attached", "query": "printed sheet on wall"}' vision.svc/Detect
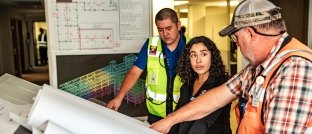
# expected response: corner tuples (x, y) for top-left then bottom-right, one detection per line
(45, 0), (151, 55)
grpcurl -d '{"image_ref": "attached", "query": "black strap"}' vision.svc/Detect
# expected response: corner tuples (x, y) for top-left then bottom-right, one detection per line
(160, 40), (175, 115)
(276, 36), (291, 54)
(161, 34), (187, 115)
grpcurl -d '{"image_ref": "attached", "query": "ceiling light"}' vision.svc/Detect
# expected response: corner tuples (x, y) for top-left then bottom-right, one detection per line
(179, 9), (188, 13)
(205, 0), (239, 7)
(174, 1), (189, 6)
(217, 1), (239, 7)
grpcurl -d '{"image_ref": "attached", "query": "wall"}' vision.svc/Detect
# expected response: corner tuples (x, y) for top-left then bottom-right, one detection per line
(271, 0), (309, 44)
(205, 7), (230, 72)
(152, 0), (174, 36)
(0, 7), (16, 75)
(0, 6), (45, 76)
(188, 5), (206, 37)
(0, 11), (3, 74)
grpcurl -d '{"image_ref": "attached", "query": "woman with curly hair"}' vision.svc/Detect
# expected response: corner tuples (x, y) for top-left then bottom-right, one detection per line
(169, 36), (232, 134)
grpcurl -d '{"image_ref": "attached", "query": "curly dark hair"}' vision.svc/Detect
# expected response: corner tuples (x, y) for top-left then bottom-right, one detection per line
(176, 36), (228, 83)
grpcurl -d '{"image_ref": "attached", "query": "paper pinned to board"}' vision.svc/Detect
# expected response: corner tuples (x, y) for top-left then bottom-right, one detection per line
(27, 84), (159, 134)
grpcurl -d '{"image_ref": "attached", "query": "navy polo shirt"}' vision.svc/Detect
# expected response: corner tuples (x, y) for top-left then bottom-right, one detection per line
(134, 32), (186, 77)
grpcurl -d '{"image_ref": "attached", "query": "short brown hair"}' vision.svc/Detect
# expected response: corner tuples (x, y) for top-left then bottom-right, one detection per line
(155, 8), (178, 24)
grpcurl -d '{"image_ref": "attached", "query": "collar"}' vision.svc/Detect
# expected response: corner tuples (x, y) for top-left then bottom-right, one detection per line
(191, 76), (216, 98)
(259, 32), (289, 70)
(160, 32), (185, 53)
(176, 32), (186, 53)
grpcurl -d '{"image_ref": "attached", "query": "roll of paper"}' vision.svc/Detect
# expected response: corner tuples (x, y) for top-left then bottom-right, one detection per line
(27, 84), (159, 134)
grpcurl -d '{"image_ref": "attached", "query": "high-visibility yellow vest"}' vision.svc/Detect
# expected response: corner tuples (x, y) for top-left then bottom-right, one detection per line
(146, 36), (189, 118)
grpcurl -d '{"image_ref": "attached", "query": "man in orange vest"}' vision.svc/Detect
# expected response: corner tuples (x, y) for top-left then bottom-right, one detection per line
(150, 0), (312, 133)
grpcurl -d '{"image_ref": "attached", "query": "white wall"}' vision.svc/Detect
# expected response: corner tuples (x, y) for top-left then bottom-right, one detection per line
(205, 7), (230, 72)
(188, 5), (206, 37)
(152, 0), (174, 36)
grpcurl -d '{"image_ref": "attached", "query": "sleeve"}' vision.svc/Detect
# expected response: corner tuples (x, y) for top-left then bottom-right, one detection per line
(133, 39), (149, 70)
(264, 57), (312, 133)
(188, 107), (227, 133)
(226, 65), (251, 97)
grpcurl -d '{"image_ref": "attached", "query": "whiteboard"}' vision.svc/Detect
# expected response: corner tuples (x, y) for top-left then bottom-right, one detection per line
(45, 0), (152, 86)
(45, 0), (152, 55)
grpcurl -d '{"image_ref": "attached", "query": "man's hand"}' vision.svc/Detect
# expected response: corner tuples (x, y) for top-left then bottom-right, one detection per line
(150, 118), (174, 134)
(107, 97), (122, 111)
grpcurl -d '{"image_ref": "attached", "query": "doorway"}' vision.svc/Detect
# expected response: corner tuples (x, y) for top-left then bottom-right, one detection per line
(33, 21), (47, 66)
(20, 21), (49, 85)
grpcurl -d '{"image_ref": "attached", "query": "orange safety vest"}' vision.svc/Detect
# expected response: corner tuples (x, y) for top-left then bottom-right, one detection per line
(236, 38), (312, 134)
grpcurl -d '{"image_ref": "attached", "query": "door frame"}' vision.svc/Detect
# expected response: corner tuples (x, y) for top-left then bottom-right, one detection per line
(10, 18), (25, 77)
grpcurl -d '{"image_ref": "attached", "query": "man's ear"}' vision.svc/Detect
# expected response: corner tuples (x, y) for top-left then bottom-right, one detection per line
(245, 27), (257, 42)
(177, 21), (181, 31)
(245, 27), (255, 36)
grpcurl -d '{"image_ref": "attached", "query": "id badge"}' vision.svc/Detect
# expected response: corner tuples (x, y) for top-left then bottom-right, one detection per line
(251, 96), (259, 106)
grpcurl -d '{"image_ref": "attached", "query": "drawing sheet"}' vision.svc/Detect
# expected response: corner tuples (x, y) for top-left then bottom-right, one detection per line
(46, 0), (151, 54)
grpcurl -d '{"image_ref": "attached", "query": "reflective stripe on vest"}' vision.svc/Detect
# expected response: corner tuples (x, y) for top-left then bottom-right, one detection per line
(147, 88), (180, 102)
(146, 36), (185, 118)
(237, 38), (312, 134)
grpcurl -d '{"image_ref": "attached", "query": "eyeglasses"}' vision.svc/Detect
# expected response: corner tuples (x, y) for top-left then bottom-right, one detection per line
(229, 34), (238, 42)
(228, 28), (241, 43)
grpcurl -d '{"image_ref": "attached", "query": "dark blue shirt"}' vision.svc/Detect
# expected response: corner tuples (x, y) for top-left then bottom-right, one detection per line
(134, 32), (186, 77)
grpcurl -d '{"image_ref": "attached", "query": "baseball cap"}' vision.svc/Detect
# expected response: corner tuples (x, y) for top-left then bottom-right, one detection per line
(219, 0), (282, 37)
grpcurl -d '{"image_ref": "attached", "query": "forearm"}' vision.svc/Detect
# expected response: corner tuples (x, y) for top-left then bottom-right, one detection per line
(166, 84), (236, 124)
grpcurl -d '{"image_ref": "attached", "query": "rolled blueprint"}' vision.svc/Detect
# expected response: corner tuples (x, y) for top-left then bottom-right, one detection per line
(27, 84), (159, 134)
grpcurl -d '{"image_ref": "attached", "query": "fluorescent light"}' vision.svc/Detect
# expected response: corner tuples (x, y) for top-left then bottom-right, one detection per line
(205, 0), (239, 7)
(217, 1), (239, 6)
(174, 1), (189, 6)
(179, 9), (188, 13)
